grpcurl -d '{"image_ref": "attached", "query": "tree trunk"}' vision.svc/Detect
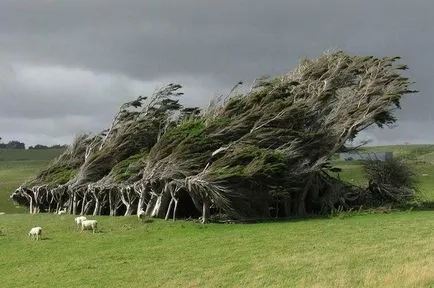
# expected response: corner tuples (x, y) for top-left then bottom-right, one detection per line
(298, 174), (314, 216)
(56, 201), (61, 214)
(72, 191), (78, 215)
(145, 193), (157, 216)
(150, 195), (162, 217)
(202, 199), (210, 224)
(29, 197), (33, 214)
(109, 189), (115, 216)
(165, 198), (174, 221)
(93, 200), (100, 216)
(83, 199), (94, 215)
(172, 199), (178, 221)
(124, 204), (133, 216)
(137, 188), (147, 216)
(81, 191), (88, 215)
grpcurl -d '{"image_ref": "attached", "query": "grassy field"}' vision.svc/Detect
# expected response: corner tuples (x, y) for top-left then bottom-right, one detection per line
(0, 146), (433, 287)
(0, 148), (64, 213)
(333, 144), (434, 201)
(0, 148), (64, 162)
(0, 212), (433, 287)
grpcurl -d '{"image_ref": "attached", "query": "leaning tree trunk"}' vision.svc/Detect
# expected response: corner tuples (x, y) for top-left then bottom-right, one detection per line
(91, 187), (100, 216)
(165, 186), (180, 221)
(121, 185), (137, 216)
(135, 183), (148, 216)
(150, 194), (162, 217)
(202, 199), (210, 224)
(81, 188), (89, 215)
(72, 189), (78, 215)
(145, 192), (157, 216)
(99, 192), (108, 215)
(83, 199), (94, 215)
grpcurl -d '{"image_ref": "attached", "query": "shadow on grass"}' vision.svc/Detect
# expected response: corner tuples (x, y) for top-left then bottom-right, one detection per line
(35, 237), (52, 241)
(400, 201), (434, 212)
(207, 214), (330, 225)
(139, 219), (154, 224)
(208, 203), (434, 225)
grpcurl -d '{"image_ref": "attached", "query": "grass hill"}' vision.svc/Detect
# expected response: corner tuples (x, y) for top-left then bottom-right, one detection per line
(332, 144), (434, 202)
(0, 148), (64, 213)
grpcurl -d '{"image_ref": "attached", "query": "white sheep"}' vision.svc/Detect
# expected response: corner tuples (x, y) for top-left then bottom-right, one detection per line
(28, 227), (42, 240)
(81, 219), (98, 233)
(0, 212), (5, 215)
(74, 216), (87, 228)
(137, 209), (146, 221)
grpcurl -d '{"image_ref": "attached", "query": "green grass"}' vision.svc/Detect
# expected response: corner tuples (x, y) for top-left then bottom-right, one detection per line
(0, 212), (433, 287)
(0, 148), (64, 162)
(0, 145), (433, 287)
(0, 148), (64, 213)
(333, 144), (434, 201)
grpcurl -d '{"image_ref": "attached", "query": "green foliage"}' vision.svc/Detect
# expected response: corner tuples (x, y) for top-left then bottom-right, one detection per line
(110, 150), (148, 183)
(210, 146), (287, 187)
(37, 164), (78, 185)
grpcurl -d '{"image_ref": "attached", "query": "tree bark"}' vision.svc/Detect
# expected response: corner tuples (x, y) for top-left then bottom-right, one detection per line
(298, 174), (314, 216)
(202, 199), (210, 224)
(81, 190), (88, 215)
(172, 199), (178, 221)
(165, 198), (174, 221)
(72, 190), (78, 215)
(93, 199), (100, 216)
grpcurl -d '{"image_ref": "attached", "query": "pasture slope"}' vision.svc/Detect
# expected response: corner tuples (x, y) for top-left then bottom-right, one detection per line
(0, 145), (433, 287)
(0, 148), (64, 213)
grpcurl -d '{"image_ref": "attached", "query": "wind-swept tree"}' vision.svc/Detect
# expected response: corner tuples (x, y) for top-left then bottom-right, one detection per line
(11, 50), (418, 220)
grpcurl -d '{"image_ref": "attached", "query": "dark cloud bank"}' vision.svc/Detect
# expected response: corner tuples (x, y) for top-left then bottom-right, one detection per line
(0, 0), (433, 146)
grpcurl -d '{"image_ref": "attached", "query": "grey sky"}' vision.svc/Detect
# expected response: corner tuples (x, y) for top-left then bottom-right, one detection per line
(0, 0), (433, 146)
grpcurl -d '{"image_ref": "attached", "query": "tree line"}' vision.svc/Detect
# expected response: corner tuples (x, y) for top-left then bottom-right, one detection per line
(0, 137), (67, 150)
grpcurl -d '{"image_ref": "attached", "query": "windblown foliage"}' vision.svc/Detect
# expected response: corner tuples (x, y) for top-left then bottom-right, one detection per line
(11, 50), (418, 221)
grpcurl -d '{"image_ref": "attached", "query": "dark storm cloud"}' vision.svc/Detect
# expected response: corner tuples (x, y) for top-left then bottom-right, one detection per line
(0, 0), (433, 145)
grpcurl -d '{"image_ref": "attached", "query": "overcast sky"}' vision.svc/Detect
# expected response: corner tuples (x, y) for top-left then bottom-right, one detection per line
(0, 0), (433, 146)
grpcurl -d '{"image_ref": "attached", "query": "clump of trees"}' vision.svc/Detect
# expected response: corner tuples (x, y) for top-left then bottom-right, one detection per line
(0, 137), (66, 150)
(0, 139), (25, 149)
(10, 50), (418, 222)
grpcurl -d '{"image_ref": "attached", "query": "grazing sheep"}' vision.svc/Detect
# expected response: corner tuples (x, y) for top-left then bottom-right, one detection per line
(137, 209), (146, 222)
(74, 216), (87, 228)
(28, 227), (42, 240)
(81, 219), (97, 233)
(0, 212), (5, 215)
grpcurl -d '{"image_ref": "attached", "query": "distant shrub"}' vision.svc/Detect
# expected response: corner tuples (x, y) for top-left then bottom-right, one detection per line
(363, 158), (419, 205)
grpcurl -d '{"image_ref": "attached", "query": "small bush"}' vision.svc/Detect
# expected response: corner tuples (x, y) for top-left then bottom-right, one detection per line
(363, 158), (419, 205)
